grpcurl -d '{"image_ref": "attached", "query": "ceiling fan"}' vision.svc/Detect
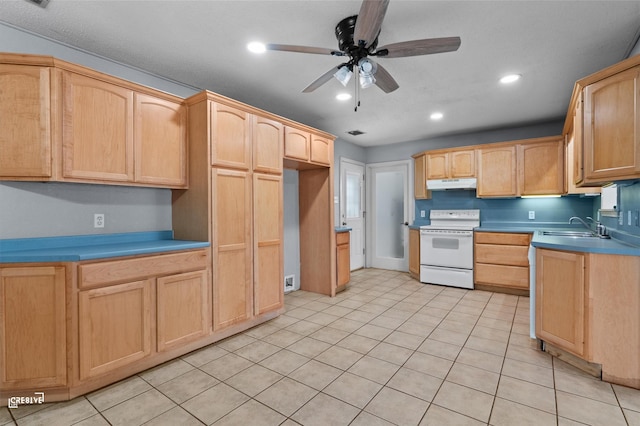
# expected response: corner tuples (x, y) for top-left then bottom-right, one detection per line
(265, 0), (461, 102)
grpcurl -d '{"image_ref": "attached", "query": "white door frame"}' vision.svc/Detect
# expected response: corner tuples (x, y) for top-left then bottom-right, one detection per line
(339, 157), (366, 270)
(365, 159), (414, 270)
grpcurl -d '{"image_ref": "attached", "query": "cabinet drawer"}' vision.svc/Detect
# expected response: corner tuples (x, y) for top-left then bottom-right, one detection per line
(475, 244), (529, 266)
(475, 232), (531, 246)
(336, 232), (350, 246)
(475, 263), (529, 289)
(79, 249), (208, 288)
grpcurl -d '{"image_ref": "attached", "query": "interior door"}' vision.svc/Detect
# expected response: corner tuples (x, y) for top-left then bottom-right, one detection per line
(340, 158), (365, 270)
(367, 161), (411, 271)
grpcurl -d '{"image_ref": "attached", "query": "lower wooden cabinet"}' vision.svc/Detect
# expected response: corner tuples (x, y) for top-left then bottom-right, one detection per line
(409, 229), (420, 279)
(336, 231), (350, 289)
(157, 270), (209, 352)
(535, 248), (586, 357)
(79, 280), (152, 379)
(0, 266), (67, 389)
(474, 232), (531, 293)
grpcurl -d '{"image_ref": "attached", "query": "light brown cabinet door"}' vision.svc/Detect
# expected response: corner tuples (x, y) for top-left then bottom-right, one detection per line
(134, 93), (187, 187)
(1, 266), (66, 388)
(573, 91), (585, 185)
(78, 280), (152, 380)
(253, 173), (283, 315)
(536, 249), (585, 357)
(310, 135), (331, 166)
(413, 154), (430, 199)
(583, 66), (640, 182)
(0, 65), (52, 178)
(284, 127), (310, 161)
(336, 238), (350, 287)
(408, 229), (420, 276)
(253, 115), (283, 174)
(212, 168), (253, 330)
(477, 145), (517, 197)
(426, 153), (448, 179)
(211, 102), (251, 170)
(518, 140), (564, 195)
(157, 270), (209, 352)
(62, 71), (134, 182)
(450, 150), (475, 178)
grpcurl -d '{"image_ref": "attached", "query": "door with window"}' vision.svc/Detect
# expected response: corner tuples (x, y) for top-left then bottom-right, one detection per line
(366, 161), (411, 271)
(340, 159), (365, 270)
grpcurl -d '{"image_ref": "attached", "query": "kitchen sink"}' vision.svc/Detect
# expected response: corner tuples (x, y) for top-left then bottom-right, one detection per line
(540, 230), (598, 238)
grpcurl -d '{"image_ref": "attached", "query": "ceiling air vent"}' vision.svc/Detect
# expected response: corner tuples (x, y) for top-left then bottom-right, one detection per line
(26, 0), (50, 7)
(347, 130), (365, 136)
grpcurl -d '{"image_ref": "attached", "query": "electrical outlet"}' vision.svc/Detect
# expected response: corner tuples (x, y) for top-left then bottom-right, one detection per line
(619, 211), (624, 225)
(528, 211), (535, 220)
(94, 213), (105, 228)
(420, 210), (426, 218)
(629, 210), (633, 226)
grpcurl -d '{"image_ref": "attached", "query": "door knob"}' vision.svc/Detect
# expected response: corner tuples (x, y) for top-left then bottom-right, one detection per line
(402, 222), (409, 226)
(342, 222), (347, 226)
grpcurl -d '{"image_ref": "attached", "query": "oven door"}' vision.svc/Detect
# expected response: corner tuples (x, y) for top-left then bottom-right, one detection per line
(420, 230), (474, 269)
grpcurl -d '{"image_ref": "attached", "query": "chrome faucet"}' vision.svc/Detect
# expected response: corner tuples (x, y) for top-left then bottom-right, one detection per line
(569, 216), (609, 238)
(569, 216), (592, 231)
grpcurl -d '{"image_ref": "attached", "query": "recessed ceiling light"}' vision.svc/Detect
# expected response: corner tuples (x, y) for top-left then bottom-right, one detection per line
(430, 112), (444, 120)
(247, 42), (266, 53)
(500, 74), (521, 84)
(336, 93), (352, 101)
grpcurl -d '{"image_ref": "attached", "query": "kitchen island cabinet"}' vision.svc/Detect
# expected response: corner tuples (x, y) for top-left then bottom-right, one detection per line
(535, 247), (640, 389)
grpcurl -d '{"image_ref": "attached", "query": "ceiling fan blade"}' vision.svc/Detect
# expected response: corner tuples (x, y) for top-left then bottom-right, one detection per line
(265, 43), (341, 56)
(353, 0), (390, 48)
(302, 66), (341, 93)
(376, 37), (461, 58)
(372, 61), (399, 93)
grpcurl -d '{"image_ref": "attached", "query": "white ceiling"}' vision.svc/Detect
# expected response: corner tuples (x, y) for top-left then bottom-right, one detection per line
(1, 1), (639, 147)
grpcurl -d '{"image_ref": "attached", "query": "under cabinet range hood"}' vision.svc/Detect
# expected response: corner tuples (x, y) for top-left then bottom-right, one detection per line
(426, 178), (477, 191)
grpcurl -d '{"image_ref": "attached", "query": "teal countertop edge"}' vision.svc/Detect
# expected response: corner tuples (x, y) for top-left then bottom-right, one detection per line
(475, 224), (640, 256)
(0, 231), (210, 263)
(335, 227), (352, 233)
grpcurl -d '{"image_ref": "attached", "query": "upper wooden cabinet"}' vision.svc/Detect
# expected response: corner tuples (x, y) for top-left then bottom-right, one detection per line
(253, 115), (284, 174)
(477, 145), (517, 197)
(284, 126), (333, 167)
(284, 127), (310, 162)
(426, 149), (475, 179)
(310, 135), (332, 166)
(518, 139), (564, 196)
(413, 153), (430, 199)
(211, 102), (252, 170)
(62, 71), (135, 182)
(582, 65), (640, 184)
(0, 64), (53, 178)
(0, 54), (188, 188)
(135, 93), (187, 187)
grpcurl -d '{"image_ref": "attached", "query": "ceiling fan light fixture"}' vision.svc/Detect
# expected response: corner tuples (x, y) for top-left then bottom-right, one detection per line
(358, 58), (377, 89)
(500, 74), (521, 84)
(247, 42), (266, 53)
(334, 66), (353, 86)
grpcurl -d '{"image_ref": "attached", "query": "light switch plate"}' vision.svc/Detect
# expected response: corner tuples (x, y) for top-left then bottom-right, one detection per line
(528, 211), (535, 220)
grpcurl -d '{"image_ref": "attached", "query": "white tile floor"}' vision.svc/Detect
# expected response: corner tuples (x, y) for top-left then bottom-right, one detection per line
(3, 268), (639, 425)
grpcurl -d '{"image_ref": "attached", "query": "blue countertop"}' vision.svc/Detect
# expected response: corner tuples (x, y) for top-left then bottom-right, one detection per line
(475, 225), (640, 256)
(335, 227), (352, 233)
(0, 231), (210, 263)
